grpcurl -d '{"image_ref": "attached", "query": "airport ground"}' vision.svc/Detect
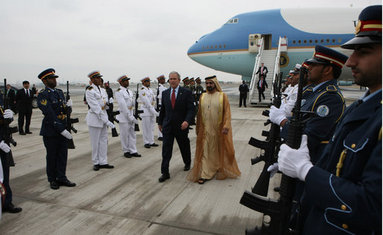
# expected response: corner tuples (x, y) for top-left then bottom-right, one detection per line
(0, 84), (363, 234)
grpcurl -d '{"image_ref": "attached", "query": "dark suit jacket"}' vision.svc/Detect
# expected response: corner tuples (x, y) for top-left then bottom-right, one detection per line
(5, 89), (16, 112)
(256, 66), (268, 77)
(257, 79), (268, 91)
(16, 88), (33, 113)
(158, 86), (194, 133)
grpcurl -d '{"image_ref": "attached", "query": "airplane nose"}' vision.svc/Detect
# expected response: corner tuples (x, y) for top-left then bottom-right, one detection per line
(187, 41), (199, 56)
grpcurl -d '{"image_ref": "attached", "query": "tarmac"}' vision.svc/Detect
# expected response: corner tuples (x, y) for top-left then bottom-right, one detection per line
(0, 84), (364, 235)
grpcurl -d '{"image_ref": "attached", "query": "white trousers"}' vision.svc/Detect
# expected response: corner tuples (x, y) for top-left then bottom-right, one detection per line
(89, 125), (108, 165)
(119, 122), (137, 153)
(142, 116), (155, 145)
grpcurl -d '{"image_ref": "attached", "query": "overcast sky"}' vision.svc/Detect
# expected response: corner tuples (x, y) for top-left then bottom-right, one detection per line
(0, 0), (379, 85)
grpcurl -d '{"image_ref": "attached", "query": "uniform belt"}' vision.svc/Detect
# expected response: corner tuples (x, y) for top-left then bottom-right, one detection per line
(57, 114), (67, 120)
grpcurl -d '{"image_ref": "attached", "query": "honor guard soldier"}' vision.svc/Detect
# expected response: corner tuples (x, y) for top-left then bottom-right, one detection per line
(37, 68), (76, 190)
(277, 5), (382, 234)
(157, 75), (167, 140)
(195, 77), (204, 104)
(86, 71), (115, 171)
(182, 77), (190, 90)
(270, 45), (348, 164)
(139, 77), (159, 148)
(0, 92), (21, 213)
(104, 82), (118, 137)
(115, 75), (141, 158)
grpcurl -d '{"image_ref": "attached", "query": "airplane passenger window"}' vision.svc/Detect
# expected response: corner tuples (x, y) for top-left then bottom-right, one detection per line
(320, 39), (324, 43)
(215, 45), (217, 48)
(210, 46), (213, 49)
(298, 40), (301, 44)
(338, 39), (342, 43)
(309, 40), (313, 43)
(315, 40), (318, 43)
(219, 45), (222, 48)
(224, 44), (226, 48)
(292, 40), (296, 44)
(332, 39), (336, 43)
(304, 40), (307, 43)
(326, 39), (330, 43)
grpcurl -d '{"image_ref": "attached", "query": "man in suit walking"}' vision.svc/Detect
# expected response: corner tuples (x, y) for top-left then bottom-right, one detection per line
(257, 75), (268, 102)
(16, 80), (33, 135)
(158, 71), (194, 182)
(256, 62), (268, 79)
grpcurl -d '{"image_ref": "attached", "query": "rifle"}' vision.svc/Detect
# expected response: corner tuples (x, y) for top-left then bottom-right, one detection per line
(156, 83), (160, 123)
(247, 72), (283, 197)
(65, 81), (79, 149)
(134, 83), (143, 132)
(2, 78), (17, 166)
(240, 67), (308, 235)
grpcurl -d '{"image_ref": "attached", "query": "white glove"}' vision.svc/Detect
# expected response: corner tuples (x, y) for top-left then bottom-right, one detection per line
(150, 107), (159, 117)
(66, 99), (73, 107)
(60, 130), (73, 139)
(0, 141), (10, 153)
(267, 163), (279, 178)
(131, 117), (139, 124)
(277, 135), (313, 181)
(269, 105), (287, 126)
(3, 109), (14, 119)
(109, 97), (114, 104)
(106, 121), (116, 129)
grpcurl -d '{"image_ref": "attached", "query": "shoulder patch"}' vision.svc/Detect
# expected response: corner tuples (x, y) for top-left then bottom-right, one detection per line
(87, 86), (93, 90)
(316, 105), (330, 117)
(326, 85), (338, 92)
(40, 99), (48, 106)
(117, 88), (121, 91)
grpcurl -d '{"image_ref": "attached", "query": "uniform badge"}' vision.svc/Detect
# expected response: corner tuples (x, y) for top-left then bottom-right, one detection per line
(40, 99), (48, 106)
(316, 105), (329, 117)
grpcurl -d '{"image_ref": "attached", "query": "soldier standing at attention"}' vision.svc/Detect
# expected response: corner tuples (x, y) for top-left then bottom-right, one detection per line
(157, 75), (167, 141)
(277, 5), (382, 234)
(195, 77), (204, 104)
(86, 71), (115, 171)
(115, 75), (141, 158)
(139, 77), (159, 148)
(238, 80), (249, 107)
(182, 77), (190, 89)
(37, 68), (76, 190)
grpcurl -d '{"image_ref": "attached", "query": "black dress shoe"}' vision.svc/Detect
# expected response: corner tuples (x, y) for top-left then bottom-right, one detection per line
(157, 137), (163, 141)
(130, 152), (141, 157)
(184, 165), (190, 171)
(57, 179), (76, 187)
(93, 165), (100, 171)
(150, 143), (159, 147)
(99, 164), (114, 169)
(50, 181), (60, 190)
(19, 132), (26, 135)
(144, 144), (151, 148)
(26, 131), (32, 134)
(124, 152), (132, 158)
(3, 203), (22, 213)
(158, 174), (170, 183)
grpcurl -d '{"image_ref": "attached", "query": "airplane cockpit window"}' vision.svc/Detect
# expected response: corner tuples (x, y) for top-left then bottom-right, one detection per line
(226, 18), (239, 24)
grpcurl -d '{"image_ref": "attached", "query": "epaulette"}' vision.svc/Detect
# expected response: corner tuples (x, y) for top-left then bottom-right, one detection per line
(116, 88), (120, 91)
(141, 87), (144, 90)
(88, 86), (93, 90)
(326, 85), (338, 92)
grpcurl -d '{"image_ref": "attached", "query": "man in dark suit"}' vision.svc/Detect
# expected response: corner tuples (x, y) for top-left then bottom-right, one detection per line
(16, 81), (33, 135)
(158, 71), (195, 182)
(5, 84), (16, 112)
(256, 62), (268, 79)
(256, 75), (268, 102)
(238, 80), (249, 107)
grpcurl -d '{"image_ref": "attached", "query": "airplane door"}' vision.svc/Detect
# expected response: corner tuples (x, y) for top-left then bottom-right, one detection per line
(263, 34), (272, 50)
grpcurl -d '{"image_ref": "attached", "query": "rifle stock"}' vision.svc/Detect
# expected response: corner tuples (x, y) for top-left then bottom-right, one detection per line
(66, 81), (78, 149)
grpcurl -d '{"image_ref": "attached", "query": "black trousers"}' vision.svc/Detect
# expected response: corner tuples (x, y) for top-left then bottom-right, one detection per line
(0, 152), (13, 208)
(18, 110), (32, 133)
(161, 126), (191, 175)
(239, 93), (247, 107)
(258, 88), (265, 102)
(43, 136), (68, 182)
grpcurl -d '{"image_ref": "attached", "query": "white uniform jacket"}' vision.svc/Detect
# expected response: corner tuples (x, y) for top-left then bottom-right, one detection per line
(115, 86), (135, 123)
(85, 84), (109, 127)
(139, 86), (157, 117)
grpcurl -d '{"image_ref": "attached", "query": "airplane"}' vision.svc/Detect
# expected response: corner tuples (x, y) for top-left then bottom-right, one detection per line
(187, 8), (361, 103)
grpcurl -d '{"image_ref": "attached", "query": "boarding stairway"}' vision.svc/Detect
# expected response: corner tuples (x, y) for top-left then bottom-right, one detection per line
(248, 37), (286, 106)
